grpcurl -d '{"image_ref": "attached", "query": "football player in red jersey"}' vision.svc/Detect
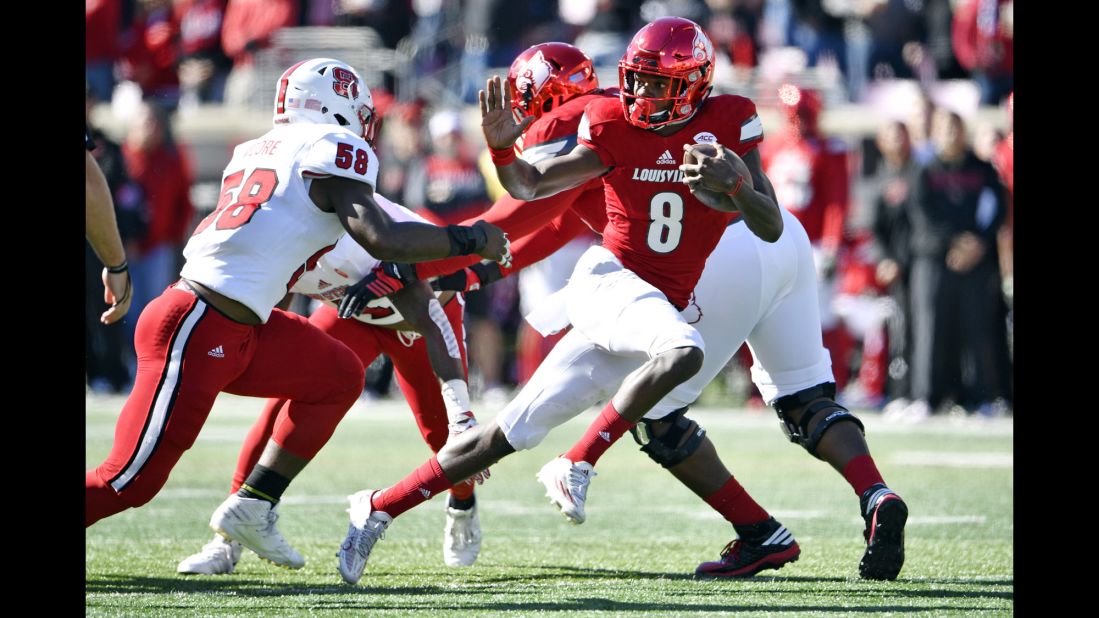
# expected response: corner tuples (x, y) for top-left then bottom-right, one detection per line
(336, 24), (906, 583)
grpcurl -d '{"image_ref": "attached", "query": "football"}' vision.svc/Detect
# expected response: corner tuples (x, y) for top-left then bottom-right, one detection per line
(682, 143), (754, 192)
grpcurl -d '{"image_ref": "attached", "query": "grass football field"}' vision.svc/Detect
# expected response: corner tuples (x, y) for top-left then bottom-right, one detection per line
(86, 393), (1013, 616)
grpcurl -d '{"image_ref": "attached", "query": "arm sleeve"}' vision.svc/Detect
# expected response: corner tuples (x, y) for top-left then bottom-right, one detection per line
(738, 112), (764, 153)
(412, 171), (585, 279)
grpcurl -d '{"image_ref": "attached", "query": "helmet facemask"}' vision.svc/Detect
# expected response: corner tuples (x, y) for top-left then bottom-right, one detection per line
(619, 64), (710, 130)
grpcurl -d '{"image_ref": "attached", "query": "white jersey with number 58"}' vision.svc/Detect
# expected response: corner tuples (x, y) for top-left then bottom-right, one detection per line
(181, 122), (380, 323)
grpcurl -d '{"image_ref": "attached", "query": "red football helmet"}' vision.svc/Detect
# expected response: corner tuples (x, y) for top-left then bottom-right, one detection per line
(778, 83), (822, 137)
(618, 17), (716, 129)
(507, 43), (599, 124)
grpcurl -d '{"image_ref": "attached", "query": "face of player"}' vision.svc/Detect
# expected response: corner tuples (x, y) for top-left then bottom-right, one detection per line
(631, 72), (674, 115)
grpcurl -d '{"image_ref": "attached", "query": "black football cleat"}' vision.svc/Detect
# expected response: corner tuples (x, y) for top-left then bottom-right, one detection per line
(695, 517), (801, 578)
(858, 484), (908, 580)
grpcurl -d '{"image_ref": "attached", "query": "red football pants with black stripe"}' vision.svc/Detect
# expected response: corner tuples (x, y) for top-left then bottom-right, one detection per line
(227, 298), (475, 501)
(86, 287), (365, 527)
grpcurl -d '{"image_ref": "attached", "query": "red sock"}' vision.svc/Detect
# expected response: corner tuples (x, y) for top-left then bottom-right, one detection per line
(371, 456), (454, 518)
(842, 454), (886, 496)
(704, 476), (770, 526)
(563, 401), (636, 466)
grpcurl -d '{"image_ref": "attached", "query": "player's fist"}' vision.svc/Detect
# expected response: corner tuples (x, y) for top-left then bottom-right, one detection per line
(473, 220), (513, 268)
(680, 143), (754, 196)
(479, 75), (534, 150)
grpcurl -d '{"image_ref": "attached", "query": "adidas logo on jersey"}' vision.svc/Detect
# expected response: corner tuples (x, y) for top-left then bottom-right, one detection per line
(317, 279), (332, 289)
(208, 345), (225, 358)
(419, 488), (432, 499)
(598, 431), (611, 442)
(656, 150), (676, 165)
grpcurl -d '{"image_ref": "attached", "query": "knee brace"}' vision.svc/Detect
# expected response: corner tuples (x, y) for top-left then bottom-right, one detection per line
(629, 407), (707, 469)
(772, 382), (864, 459)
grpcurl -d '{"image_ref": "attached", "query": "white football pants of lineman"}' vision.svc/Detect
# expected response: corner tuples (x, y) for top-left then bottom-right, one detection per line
(498, 206), (834, 451)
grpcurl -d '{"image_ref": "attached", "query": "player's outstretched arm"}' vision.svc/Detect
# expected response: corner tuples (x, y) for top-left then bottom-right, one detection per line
(86, 149), (132, 324)
(311, 175), (510, 263)
(480, 75), (606, 201)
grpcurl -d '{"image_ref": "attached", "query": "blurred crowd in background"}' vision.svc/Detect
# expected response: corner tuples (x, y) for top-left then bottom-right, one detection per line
(85, 0), (1013, 422)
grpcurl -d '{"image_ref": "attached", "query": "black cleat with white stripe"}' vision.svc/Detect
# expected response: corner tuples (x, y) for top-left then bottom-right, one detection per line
(695, 517), (800, 578)
(858, 484), (908, 580)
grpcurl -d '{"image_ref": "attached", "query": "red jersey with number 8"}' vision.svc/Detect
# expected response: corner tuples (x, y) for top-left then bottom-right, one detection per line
(577, 94), (763, 308)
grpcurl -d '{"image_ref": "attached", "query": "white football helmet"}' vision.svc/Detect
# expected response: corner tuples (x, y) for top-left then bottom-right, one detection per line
(273, 58), (379, 146)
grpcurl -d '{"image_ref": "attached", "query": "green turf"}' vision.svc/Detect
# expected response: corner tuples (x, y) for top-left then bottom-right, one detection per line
(86, 393), (1013, 616)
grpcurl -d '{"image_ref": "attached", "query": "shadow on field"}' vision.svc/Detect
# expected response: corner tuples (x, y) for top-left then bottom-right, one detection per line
(87, 567), (1012, 612)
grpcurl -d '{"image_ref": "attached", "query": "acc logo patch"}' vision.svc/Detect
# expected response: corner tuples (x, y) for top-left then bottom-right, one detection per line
(693, 132), (717, 144)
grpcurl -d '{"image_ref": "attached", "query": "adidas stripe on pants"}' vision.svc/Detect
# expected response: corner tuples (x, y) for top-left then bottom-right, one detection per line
(86, 287), (365, 527)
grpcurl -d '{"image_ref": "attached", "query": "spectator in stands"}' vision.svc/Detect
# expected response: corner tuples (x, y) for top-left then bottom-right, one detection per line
(990, 92), (1012, 299)
(907, 90), (937, 166)
(702, 0), (764, 71)
(175, 0), (233, 110)
(972, 124), (1005, 165)
(788, 0), (848, 77)
(333, 0), (416, 49)
(121, 102), (195, 355)
(87, 85), (148, 393)
(406, 110), (493, 225)
(570, 0), (644, 67)
(120, 0), (182, 109)
(866, 121), (918, 416)
(376, 101), (427, 208)
(87, 0), (124, 103)
(922, 0), (970, 82)
(952, 0), (1013, 105)
(461, 0), (562, 101)
(903, 109), (1010, 420)
(989, 92), (1013, 406)
(221, 0), (298, 106)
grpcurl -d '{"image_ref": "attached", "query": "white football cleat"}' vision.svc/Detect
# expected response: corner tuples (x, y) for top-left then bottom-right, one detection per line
(177, 534), (243, 575)
(209, 495), (304, 569)
(337, 490), (392, 584)
(443, 502), (482, 567)
(536, 457), (596, 524)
